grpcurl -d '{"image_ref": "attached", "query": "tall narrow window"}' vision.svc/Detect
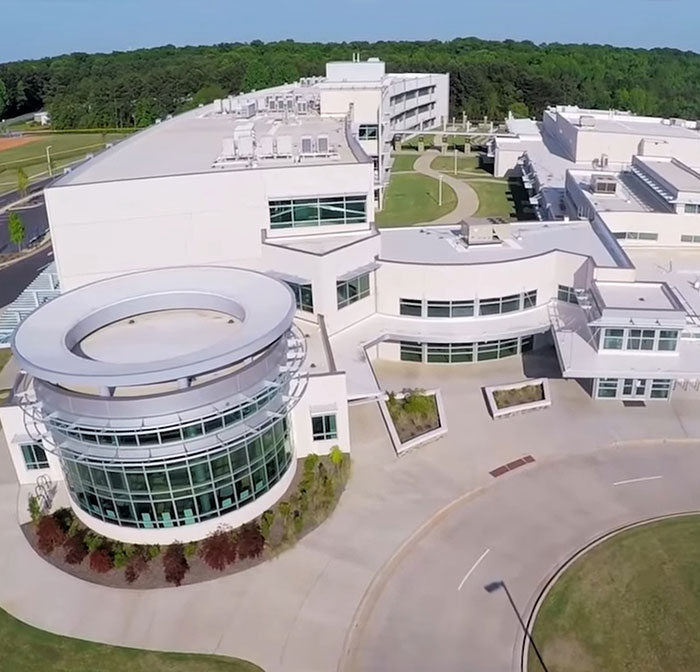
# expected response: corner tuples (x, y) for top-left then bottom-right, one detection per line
(285, 281), (314, 313)
(21, 443), (49, 470)
(311, 415), (337, 441)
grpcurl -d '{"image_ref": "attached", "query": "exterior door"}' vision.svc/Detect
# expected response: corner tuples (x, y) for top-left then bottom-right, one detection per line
(622, 378), (648, 399)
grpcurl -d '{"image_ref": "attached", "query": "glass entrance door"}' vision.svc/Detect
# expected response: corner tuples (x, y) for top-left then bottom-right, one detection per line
(622, 378), (648, 399)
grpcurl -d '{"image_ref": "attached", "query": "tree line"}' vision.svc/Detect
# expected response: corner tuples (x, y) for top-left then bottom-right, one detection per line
(2, 38), (700, 129)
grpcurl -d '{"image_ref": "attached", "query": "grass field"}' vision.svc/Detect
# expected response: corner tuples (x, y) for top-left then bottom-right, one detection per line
(0, 349), (11, 375)
(0, 132), (129, 195)
(530, 516), (700, 672)
(470, 180), (514, 218)
(0, 607), (262, 672)
(376, 172), (457, 227)
(430, 154), (491, 175)
(390, 154), (417, 172)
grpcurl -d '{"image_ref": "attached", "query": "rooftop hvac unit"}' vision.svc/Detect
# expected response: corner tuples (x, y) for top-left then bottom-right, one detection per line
(233, 122), (255, 140)
(243, 100), (257, 119)
(579, 115), (596, 128)
(258, 135), (275, 158)
(221, 138), (236, 158)
(236, 134), (255, 158)
(317, 135), (329, 154)
(223, 98), (232, 114)
(286, 97), (294, 111)
(268, 97), (277, 112)
(276, 135), (293, 157)
(215, 99), (224, 114)
(591, 174), (617, 194)
(301, 136), (314, 155)
(460, 222), (498, 245)
(296, 98), (308, 114)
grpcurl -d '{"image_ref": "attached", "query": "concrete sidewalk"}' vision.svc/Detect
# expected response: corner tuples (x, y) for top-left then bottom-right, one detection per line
(413, 151), (479, 223)
(2, 354), (700, 671)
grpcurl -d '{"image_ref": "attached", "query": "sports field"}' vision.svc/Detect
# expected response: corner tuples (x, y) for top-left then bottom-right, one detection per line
(0, 132), (130, 195)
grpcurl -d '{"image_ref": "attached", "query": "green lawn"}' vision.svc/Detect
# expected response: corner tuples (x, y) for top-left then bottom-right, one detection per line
(376, 172), (457, 227)
(430, 154), (491, 175)
(470, 180), (514, 219)
(530, 516), (700, 672)
(0, 607), (262, 672)
(0, 349), (11, 375)
(0, 133), (130, 195)
(390, 154), (418, 172)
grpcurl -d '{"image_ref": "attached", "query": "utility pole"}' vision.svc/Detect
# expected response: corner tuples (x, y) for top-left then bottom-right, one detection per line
(46, 145), (53, 177)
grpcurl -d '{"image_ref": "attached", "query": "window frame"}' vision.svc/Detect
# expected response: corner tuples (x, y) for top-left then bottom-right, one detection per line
(311, 414), (338, 441)
(269, 195), (367, 229)
(20, 443), (49, 470)
(337, 272), (371, 310)
(285, 281), (314, 313)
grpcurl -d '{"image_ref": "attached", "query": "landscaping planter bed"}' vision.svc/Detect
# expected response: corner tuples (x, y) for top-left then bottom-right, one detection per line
(381, 389), (447, 454)
(485, 378), (551, 419)
(22, 452), (350, 589)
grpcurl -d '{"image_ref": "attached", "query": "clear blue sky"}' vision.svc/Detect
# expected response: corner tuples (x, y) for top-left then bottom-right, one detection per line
(2, 0), (697, 63)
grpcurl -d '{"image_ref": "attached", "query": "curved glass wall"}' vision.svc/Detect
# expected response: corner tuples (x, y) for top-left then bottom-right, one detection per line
(47, 383), (281, 449)
(60, 416), (292, 529)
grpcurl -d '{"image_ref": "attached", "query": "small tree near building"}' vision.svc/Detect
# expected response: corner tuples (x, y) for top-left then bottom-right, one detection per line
(16, 167), (29, 197)
(8, 212), (25, 251)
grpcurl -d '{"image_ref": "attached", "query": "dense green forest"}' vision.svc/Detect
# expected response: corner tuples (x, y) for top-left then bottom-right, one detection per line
(1, 38), (700, 129)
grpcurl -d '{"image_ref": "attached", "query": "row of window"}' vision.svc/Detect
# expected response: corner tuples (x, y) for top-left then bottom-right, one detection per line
(269, 195), (367, 229)
(557, 285), (579, 304)
(389, 85), (436, 107)
(613, 231), (658, 241)
(337, 272), (371, 310)
(399, 335), (534, 364)
(684, 204), (700, 214)
(596, 378), (672, 399)
(48, 383), (281, 449)
(399, 291), (537, 318)
(286, 281), (314, 313)
(681, 234), (700, 244)
(62, 417), (292, 529)
(358, 124), (378, 141)
(601, 328), (679, 352)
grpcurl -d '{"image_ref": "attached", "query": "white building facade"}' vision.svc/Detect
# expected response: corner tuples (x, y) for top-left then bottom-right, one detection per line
(7, 67), (700, 542)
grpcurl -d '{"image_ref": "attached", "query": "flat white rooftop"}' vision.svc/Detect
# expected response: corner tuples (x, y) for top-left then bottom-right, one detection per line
(569, 169), (657, 214)
(635, 157), (700, 194)
(78, 309), (240, 364)
(595, 281), (678, 312)
(56, 103), (358, 186)
(379, 221), (619, 267)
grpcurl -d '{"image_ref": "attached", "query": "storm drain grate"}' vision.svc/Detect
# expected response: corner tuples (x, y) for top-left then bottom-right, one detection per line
(489, 454), (536, 478)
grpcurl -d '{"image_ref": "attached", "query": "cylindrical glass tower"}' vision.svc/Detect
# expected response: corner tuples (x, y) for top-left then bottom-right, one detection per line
(13, 267), (306, 542)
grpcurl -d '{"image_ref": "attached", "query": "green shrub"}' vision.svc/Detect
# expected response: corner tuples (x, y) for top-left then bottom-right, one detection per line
(146, 544), (161, 560)
(260, 509), (275, 540)
(112, 543), (129, 569)
(84, 532), (104, 553)
(28, 495), (42, 526)
(330, 445), (344, 469)
(303, 454), (320, 475)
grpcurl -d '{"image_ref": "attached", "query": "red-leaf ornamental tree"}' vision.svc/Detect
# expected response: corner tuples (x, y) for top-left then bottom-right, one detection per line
(163, 543), (189, 586)
(237, 521), (265, 560)
(63, 535), (88, 565)
(199, 527), (237, 571)
(124, 551), (149, 584)
(36, 515), (66, 554)
(89, 548), (114, 574)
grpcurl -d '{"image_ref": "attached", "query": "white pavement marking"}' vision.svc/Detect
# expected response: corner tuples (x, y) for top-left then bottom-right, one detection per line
(457, 548), (490, 591)
(613, 475), (663, 486)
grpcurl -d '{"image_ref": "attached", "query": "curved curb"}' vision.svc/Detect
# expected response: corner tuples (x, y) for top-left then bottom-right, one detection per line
(519, 511), (700, 672)
(337, 485), (486, 672)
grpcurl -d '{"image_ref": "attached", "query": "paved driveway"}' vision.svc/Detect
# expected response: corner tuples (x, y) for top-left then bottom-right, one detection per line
(2, 353), (700, 672)
(348, 443), (700, 672)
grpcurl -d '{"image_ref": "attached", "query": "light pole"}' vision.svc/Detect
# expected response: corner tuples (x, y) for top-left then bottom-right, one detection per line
(454, 146), (458, 176)
(484, 580), (550, 672)
(46, 145), (53, 177)
(438, 174), (443, 206)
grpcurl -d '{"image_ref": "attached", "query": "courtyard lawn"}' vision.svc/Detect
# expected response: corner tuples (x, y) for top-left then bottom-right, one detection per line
(390, 154), (418, 172)
(430, 154), (491, 175)
(530, 515), (700, 672)
(470, 180), (515, 219)
(0, 607), (263, 672)
(0, 349), (10, 375)
(376, 172), (457, 227)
